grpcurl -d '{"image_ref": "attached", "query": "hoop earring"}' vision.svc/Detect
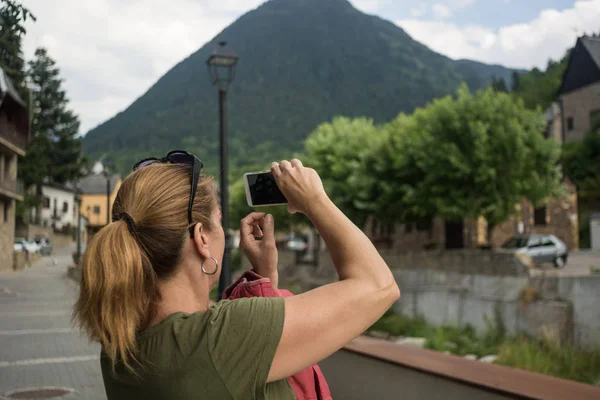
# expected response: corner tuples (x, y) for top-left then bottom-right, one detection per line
(201, 257), (219, 276)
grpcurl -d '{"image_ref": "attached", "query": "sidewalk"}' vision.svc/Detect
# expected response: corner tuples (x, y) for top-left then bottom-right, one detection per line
(0, 246), (106, 399)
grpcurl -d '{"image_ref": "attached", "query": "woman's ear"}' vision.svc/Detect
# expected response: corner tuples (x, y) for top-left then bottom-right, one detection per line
(192, 223), (211, 259)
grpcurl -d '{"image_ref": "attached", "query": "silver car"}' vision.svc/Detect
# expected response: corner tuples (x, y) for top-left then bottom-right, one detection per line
(501, 234), (568, 268)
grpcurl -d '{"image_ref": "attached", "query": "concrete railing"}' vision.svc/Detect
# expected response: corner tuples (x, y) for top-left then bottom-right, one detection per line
(321, 336), (600, 400)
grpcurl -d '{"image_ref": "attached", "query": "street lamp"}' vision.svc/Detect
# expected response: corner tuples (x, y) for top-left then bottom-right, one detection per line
(102, 164), (112, 226)
(207, 41), (239, 299)
(75, 188), (82, 263)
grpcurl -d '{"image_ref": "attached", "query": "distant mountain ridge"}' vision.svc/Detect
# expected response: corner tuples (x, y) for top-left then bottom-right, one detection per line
(83, 0), (520, 175)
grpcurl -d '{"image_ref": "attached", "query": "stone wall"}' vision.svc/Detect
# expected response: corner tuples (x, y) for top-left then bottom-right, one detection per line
(270, 249), (600, 350)
(561, 82), (600, 142)
(13, 251), (26, 271)
(0, 198), (15, 272)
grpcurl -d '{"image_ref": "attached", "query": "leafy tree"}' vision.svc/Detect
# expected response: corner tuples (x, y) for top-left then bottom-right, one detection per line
(19, 48), (85, 223)
(512, 56), (569, 110)
(0, 0), (35, 99)
(365, 85), (562, 240)
(303, 116), (382, 223)
(562, 128), (600, 197)
(510, 71), (521, 92)
(490, 76), (508, 92)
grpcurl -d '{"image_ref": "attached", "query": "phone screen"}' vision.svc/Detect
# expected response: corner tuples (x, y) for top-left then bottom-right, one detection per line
(246, 172), (288, 206)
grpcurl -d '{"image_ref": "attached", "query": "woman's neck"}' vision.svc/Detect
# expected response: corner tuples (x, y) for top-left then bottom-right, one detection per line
(148, 269), (211, 328)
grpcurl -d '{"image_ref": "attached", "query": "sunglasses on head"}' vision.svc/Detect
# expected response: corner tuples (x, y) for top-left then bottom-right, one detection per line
(133, 150), (204, 238)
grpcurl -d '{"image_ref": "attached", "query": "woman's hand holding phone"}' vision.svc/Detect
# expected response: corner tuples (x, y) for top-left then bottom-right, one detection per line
(270, 159), (327, 216)
(239, 212), (279, 289)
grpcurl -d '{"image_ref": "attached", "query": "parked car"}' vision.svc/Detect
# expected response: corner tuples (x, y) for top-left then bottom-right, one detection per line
(501, 234), (568, 268)
(14, 238), (41, 254)
(287, 238), (308, 252)
(33, 236), (53, 256)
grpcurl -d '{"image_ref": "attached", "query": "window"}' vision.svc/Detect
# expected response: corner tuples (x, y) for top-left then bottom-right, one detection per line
(534, 207), (547, 226)
(63, 201), (68, 213)
(567, 117), (574, 132)
(93, 206), (101, 215)
(4, 200), (9, 223)
(43, 197), (50, 209)
(528, 238), (543, 248)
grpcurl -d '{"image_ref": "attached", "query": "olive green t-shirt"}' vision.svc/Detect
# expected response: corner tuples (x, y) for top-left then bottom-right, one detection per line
(101, 297), (295, 400)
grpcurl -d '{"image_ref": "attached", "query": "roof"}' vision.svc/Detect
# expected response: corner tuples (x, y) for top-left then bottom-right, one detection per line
(78, 174), (121, 195)
(0, 67), (27, 108)
(559, 36), (600, 95)
(582, 36), (600, 70)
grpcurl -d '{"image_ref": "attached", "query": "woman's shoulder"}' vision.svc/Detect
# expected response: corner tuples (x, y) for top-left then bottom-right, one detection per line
(209, 297), (285, 325)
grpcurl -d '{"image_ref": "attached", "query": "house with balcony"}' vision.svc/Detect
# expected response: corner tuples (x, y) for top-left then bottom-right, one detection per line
(30, 182), (77, 232)
(0, 67), (30, 271)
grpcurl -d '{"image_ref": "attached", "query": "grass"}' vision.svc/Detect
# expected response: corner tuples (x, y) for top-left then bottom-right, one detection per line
(496, 337), (600, 386)
(367, 310), (600, 386)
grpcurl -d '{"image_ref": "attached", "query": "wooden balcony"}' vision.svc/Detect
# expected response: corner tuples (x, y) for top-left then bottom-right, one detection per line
(0, 117), (28, 156)
(0, 178), (24, 201)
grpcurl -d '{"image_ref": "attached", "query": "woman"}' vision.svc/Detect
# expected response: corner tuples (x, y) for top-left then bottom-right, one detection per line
(73, 151), (400, 399)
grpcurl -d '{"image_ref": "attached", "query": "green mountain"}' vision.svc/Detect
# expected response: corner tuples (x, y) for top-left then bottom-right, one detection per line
(83, 0), (519, 176)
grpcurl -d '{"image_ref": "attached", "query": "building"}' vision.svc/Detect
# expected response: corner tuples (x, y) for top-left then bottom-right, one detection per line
(370, 178), (579, 252)
(30, 183), (76, 231)
(0, 68), (30, 271)
(78, 173), (122, 235)
(547, 35), (600, 143)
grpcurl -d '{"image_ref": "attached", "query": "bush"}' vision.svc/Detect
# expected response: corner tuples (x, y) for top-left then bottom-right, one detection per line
(368, 313), (430, 338)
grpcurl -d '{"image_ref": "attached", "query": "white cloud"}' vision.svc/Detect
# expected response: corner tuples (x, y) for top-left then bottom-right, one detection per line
(397, 0), (600, 69)
(352, 0), (384, 13)
(410, 5), (428, 17)
(432, 3), (453, 19)
(21, 0), (257, 134)
(448, 0), (476, 8)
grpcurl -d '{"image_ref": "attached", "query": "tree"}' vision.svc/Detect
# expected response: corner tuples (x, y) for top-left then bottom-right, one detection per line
(303, 116), (382, 223)
(490, 76), (508, 92)
(364, 85), (562, 242)
(19, 48), (85, 223)
(512, 54), (569, 110)
(0, 0), (35, 99)
(562, 128), (600, 197)
(511, 71), (521, 92)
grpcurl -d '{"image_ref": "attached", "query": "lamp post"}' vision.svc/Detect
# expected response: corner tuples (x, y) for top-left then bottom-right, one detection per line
(75, 189), (82, 263)
(103, 165), (111, 226)
(207, 41), (239, 299)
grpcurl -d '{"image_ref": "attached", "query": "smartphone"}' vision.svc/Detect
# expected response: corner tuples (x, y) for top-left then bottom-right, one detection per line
(243, 171), (288, 207)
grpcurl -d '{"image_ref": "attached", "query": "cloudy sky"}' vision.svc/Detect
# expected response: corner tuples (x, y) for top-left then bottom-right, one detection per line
(21, 0), (600, 135)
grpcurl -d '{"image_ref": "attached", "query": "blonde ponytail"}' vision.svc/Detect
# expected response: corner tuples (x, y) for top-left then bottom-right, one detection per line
(73, 219), (156, 374)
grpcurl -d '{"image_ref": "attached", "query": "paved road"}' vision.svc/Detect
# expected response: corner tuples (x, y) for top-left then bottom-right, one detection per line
(534, 250), (600, 276)
(0, 246), (106, 399)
